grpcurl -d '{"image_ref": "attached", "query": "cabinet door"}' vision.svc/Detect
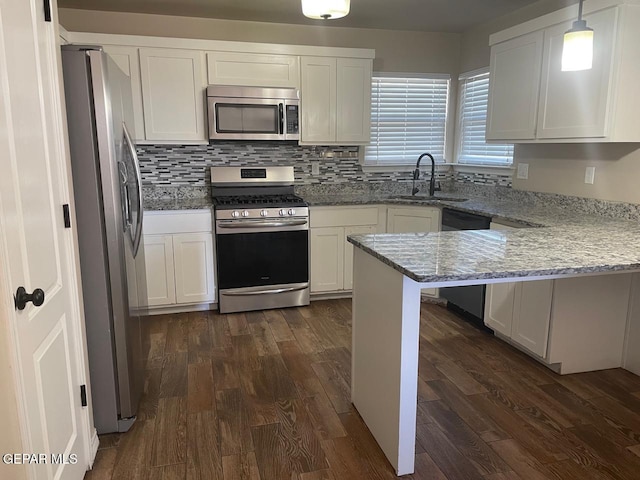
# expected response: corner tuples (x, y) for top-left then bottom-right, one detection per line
(336, 58), (372, 143)
(139, 48), (207, 142)
(536, 8), (617, 139)
(172, 233), (216, 304)
(301, 57), (336, 143)
(487, 31), (543, 140)
(343, 225), (377, 291)
(103, 45), (146, 141)
(484, 222), (516, 334)
(144, 235), (176, 306)
(484, 282), (515, 336)
(310, 227), (344, 292)
(207, 52), (299, 87)
(387, 207), (440, 296)
(512, 280), (553, 357)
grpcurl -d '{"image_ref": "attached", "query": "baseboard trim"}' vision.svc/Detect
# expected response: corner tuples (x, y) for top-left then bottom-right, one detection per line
(147, 302), (217, 315)
(89, 428), (99, 468)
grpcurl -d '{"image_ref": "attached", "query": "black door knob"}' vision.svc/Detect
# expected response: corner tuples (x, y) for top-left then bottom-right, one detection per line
(14, 286), (45, 311)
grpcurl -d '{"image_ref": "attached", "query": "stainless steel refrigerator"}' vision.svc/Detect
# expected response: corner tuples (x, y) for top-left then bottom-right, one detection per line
(61, 45), (147, 434)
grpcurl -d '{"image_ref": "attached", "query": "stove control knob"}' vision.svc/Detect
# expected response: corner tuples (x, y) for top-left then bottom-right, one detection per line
(231, 211), (240, 218)
(260, 210), (268, 217)
(288, 209), (296, 216)
(279, 209), (286, 216)
(242, 210), (250, 217)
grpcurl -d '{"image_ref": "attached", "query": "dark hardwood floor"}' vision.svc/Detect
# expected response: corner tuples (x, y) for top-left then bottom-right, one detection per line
(86, 299), (640, 479)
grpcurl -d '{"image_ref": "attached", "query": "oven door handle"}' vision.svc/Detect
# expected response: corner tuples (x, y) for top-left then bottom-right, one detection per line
(223, 285), (308, 296)
(217, 219), (308, 228)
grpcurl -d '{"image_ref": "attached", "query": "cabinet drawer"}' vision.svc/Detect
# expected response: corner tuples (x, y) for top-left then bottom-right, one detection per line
(310, 206), (381, 228)
(143, 210), (213, 235)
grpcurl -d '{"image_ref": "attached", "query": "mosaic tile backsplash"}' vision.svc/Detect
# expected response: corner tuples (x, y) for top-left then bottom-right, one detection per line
(137, 143), (440, 186)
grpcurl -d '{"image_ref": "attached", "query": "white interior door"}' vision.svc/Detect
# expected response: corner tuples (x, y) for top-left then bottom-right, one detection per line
(0, 0), (91, 478)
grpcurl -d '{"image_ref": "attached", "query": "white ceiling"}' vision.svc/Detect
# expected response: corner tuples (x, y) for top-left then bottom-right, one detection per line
(57, 0), (553, 33)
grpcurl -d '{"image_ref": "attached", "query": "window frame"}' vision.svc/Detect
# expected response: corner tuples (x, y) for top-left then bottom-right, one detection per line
(362, 72), (451, 169)
(455, 68), (514, 167)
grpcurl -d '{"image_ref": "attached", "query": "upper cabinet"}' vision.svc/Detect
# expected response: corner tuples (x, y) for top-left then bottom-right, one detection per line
(139, 48), (207, 143)
(300, 56), (372, 145)
(102, 45), (146, 142)
(64, 33), (374, 145)
(487, 0), (640, 143)
(206, 52), (299, 88)
(486, 31), (543, 141)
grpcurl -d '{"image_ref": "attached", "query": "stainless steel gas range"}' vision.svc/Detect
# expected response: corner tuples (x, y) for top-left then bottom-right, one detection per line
(211, 166), (310, 314)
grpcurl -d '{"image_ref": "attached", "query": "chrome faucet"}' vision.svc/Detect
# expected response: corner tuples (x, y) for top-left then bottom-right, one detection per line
(412, 153), (438, 196)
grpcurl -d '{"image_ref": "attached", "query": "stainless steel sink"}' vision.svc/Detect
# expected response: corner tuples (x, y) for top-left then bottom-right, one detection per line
(392, 195), (469, 202)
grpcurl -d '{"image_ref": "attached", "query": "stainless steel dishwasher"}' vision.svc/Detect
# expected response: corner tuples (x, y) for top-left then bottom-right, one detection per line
(440, 208), (492, 330)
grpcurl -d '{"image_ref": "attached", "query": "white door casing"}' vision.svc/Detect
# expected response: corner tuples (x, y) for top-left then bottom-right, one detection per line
(0, 0), (93, 478)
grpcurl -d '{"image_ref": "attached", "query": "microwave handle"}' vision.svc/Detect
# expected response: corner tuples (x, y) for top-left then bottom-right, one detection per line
(278, 103), (284, 135)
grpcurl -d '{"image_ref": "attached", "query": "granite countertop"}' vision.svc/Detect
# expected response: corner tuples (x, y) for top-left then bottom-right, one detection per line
(143, 197), (213, 211)
(347, 224), (640, 284)
(347, 206), (640, 283)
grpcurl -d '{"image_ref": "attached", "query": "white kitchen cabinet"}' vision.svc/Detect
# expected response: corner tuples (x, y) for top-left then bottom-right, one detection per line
(484, 222), (552, 357)
(310, 227), (344, 292)
(144, 234), (176, 306)
(301, 57), (336, 144)
(536, 7), (617, 139)
(386, 206), (441, 298)
(206, 51), (300, 88)
(139, 48), (207, 143)
(486, 31), (543, 141)
(487, 1), (640, 142)
(103, 45), (146, 142)
(300, 56), (372, 144)
(173, 233), (216, 304)
(310, 206), (385, 293)
(143, 210), (215, 311)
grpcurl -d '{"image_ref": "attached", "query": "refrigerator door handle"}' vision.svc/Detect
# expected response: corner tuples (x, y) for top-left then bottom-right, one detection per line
(118, 161), (132, 228)
(122, 122), (144, 257)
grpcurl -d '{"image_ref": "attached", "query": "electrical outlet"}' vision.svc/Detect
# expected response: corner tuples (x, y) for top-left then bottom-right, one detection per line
(517, 163), (529, 180)
(585, 166), (595, 184)
(311, 162), (320, 175)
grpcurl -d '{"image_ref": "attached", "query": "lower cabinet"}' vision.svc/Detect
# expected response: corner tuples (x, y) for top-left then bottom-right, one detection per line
(143, 210), (216, 310)
(386, 206), (441, 298)
(485, 221), (632, 373)
(310, 206), (385, 293)
(484, 222), (552, 357)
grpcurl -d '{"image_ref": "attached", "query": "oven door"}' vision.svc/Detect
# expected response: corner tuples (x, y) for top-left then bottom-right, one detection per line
(209, 97), (287, 141)
(216, 224), (309, 313)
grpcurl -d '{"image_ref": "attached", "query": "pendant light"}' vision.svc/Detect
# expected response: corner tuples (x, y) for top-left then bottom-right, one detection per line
(561, 0), (594, 71)
(302, 0), (350, 20)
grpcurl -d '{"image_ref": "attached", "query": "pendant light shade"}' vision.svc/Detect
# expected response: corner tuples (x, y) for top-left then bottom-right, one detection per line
(302, 0), (350, 20)
(561, 0), (594, 71)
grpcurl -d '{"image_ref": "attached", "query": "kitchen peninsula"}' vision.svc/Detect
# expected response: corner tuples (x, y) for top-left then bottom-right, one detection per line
(347, 223), (640, 476)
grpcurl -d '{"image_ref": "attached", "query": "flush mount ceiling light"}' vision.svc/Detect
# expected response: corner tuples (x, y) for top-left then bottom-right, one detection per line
(561, 0), (594, 71)
(302, 0), (350, 20)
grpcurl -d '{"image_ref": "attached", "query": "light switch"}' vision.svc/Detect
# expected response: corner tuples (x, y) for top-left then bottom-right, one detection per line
(517, 163), (529, 180)
(585, 166), (595, 184)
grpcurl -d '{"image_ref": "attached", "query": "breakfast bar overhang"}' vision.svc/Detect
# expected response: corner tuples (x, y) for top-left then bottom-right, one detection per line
(348, 226), (640, 476)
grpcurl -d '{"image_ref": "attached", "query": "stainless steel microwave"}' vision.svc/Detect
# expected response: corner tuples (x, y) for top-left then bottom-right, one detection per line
(207, 85), (300, 141)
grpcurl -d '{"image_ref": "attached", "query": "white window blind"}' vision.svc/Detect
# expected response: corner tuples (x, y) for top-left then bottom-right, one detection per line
(365, 74), (450, 165)
(457, 71), (513, 165)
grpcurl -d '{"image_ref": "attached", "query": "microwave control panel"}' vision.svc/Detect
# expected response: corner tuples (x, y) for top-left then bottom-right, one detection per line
(286, 105), (299, 134)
